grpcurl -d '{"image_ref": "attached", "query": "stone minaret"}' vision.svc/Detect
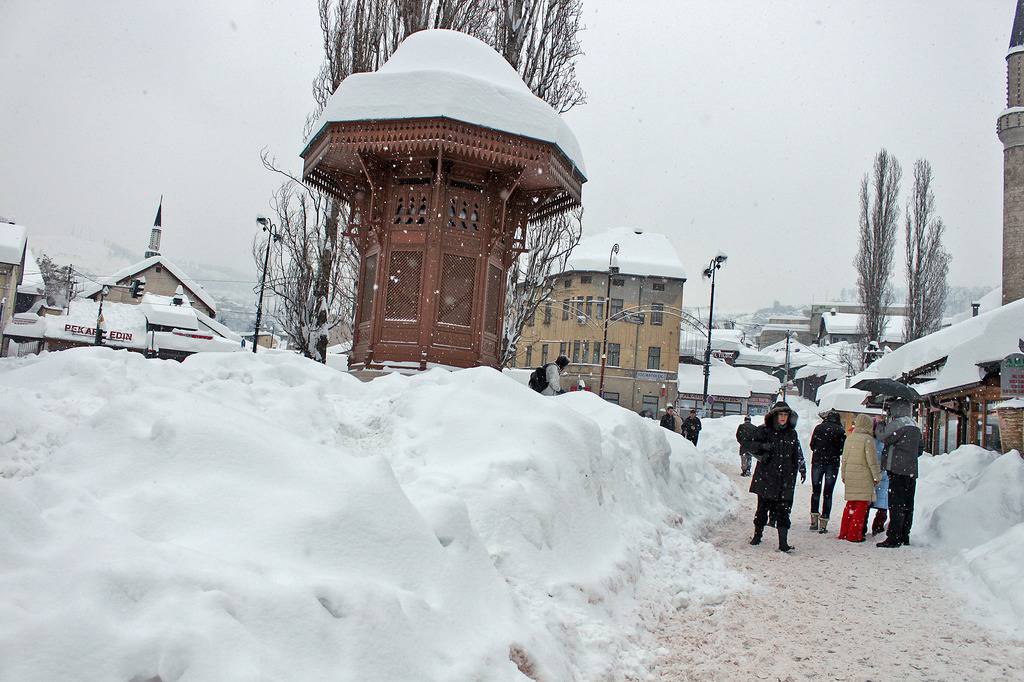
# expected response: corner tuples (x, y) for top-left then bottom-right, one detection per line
(998, 0), (1024, 305)
(145, 196), (162, 259)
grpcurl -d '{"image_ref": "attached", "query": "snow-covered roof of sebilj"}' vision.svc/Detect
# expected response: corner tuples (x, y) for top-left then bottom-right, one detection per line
(306, 29), (586, 178)
(566, 228), (686, 280)
(0, 222), (27, 265)
(78, 255), (217, 314)
(820, 312), (905, 343)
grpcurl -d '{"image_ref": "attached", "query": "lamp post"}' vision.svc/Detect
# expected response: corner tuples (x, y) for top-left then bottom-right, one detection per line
(597, 243), (620, 398)
(94, 285), (109, 346)
(253, 215), (279, 354)
(701, 252), (727, 404)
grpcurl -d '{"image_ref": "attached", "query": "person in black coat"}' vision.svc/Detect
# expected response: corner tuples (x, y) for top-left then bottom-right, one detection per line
(681, 409), (702, 446)
(808, 410), (846, 534)
(660, 405), (679, 433)
(735, 416), (758, 476)
(749, 401), (806, 552)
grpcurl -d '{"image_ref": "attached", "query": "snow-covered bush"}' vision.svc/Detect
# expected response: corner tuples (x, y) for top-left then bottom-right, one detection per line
(0, 348), (741, 680)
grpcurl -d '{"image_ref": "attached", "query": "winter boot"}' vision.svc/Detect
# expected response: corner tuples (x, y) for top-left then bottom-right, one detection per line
(809, 513), (819, 532)
(818, 517), (829, 534)
(871, 509), (887, 536)
(778, 528), (794, 553)
(749, 525), (763, 546)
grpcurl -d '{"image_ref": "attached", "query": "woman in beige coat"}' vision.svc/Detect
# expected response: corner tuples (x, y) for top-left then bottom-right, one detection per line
(837, 414), (882, 542)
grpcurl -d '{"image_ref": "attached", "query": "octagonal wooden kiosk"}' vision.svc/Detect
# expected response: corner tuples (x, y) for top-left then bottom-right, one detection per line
(301, 30), (585, 370)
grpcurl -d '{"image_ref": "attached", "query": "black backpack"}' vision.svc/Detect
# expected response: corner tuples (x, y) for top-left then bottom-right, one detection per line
(528, 365), (550, 393)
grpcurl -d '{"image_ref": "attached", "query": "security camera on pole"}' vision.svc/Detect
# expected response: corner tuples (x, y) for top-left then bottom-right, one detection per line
(701, 252), (727, 405)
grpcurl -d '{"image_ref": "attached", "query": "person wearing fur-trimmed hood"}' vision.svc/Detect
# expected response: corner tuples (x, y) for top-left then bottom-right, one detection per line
(748, 401), (806, 553)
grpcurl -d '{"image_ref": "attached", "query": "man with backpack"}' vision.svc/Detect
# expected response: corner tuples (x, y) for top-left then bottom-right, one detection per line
(528, 355), (570, 396)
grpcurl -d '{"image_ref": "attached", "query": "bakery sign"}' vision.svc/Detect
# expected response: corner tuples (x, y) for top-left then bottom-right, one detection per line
(64, 323), (134, 343)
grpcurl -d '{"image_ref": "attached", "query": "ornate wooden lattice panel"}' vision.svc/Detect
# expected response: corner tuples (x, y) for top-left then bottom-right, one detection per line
(484, 263), (503, 335)
(359, 253), (378, 324)
(437, 254), (476, 328)
(384, 250), (423, 322)
(446, 187), (483, 232)
(392, 188), (430, 226)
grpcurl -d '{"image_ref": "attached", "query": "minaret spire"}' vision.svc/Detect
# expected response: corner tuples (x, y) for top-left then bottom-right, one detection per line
(999, 2), (1024, 305)
(1011, 0), (1024, 50)
(145, 196), (162, 259)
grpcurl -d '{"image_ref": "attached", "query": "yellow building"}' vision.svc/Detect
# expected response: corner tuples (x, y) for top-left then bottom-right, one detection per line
(514, 228), (686, 414)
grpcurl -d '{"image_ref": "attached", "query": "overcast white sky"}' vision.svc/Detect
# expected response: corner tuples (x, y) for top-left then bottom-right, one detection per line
(0, 1), (1014, 310)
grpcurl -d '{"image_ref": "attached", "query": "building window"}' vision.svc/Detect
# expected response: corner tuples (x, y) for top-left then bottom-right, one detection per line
(647, 346), (661, 370)
(563, 279), (571, 288)
(584, 296), (593, 317)
(544, 301), (552, 324)
(581, 275), (592, 284)
(607, 343), (621, 367)
(525, 346), (533, 366)
(612, 277), (624, 287)
(582, 341), (589, 364)
(592, 342), (601, 365)
(653, 282), (666, 291)
(542, 343), (549, 364)
(572, 340), (581, 363)
(559, 341), (567, 357)
(595, 298), (605, 320)
(602, 391), (620, 405)
(562, 299), (570, 320)
(610, 298), (624, 319)
(651, 303), (664, 326)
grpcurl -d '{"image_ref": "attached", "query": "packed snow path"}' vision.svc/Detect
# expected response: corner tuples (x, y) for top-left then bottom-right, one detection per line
(655, 465), (1024, 681)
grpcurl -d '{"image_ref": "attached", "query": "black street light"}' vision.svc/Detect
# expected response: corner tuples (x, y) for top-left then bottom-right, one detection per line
(253, 215), (280, 354)
(701, 252), (728, 404)
(598, 242), (620, 398)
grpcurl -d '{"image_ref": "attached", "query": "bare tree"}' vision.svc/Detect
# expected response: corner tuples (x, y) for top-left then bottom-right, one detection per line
(903, 159), (950, 342)
(253, 152), (357, 358)
(855, 148), (902, 352)
(500, 208), (583, 366)
(35, 252), (77, 308)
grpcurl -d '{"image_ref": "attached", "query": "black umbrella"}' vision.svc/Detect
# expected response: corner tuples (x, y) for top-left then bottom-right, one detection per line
(852, 378), (920, 401)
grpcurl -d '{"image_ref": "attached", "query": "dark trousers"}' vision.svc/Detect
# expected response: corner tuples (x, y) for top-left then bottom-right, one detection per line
(810, 461), (840, 519)
(687, 434), (699, 446)
(885, 473), (917, 544)
(754, 496), (792, 530)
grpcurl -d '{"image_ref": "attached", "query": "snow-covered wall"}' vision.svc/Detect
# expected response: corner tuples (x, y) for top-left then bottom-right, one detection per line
(0, 349), (740, 680)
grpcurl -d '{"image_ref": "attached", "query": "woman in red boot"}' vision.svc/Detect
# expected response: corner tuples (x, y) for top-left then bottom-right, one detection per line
(837, 414), (881, 543)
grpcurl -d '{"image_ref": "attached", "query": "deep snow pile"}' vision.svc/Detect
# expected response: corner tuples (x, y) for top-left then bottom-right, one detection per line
(0, 348), (740, 681)
(914, 446), (1024, 636)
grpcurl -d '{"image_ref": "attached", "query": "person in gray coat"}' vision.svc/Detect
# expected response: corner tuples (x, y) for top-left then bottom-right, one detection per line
(540, 355), (570, 396)
(876, 400), (925, 548)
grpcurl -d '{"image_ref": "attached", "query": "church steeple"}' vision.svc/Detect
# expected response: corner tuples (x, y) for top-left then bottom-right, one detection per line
(145, 196), (162, 259)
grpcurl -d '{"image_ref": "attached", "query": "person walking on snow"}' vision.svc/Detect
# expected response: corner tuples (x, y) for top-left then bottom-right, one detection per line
(735, 415), (758, 476)
(869, 416), (890, 536)
(808, 410), (846, 534)
(877, 400), (925, 548)
(682, 409), (702, 446)
(660, 405), (681, 433)
(837, 414), (882, 543)
(528, 355), (570, 396)
(748, 401), (806, 553)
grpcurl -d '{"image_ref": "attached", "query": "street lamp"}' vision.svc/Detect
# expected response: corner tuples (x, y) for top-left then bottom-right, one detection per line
(598, 242), (620, 397)
(253, 215), (280, 354)
(701, 252), (727, 404)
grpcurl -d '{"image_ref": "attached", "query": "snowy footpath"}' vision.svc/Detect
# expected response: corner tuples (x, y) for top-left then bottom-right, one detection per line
(655, 411), (1024, 682)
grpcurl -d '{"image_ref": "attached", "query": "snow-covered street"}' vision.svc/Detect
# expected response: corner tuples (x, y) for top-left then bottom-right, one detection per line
(655, 434), (1024, 681)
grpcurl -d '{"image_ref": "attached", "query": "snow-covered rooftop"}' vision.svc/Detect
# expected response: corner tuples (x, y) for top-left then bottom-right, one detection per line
(945, 287), (1001, 326)
(307, 29), (586, 178)
(17, 247), (44, 296)
(140, 292), (199, 331)
(0, 222), (27, 265)
(867, 297), (1024, 395)
(677, 361), (751, 398)
(734, 366), (782, 396)
(566, 228), (686, 280)
(78, 255), (217, 314)
(820, 311), (905, 344)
